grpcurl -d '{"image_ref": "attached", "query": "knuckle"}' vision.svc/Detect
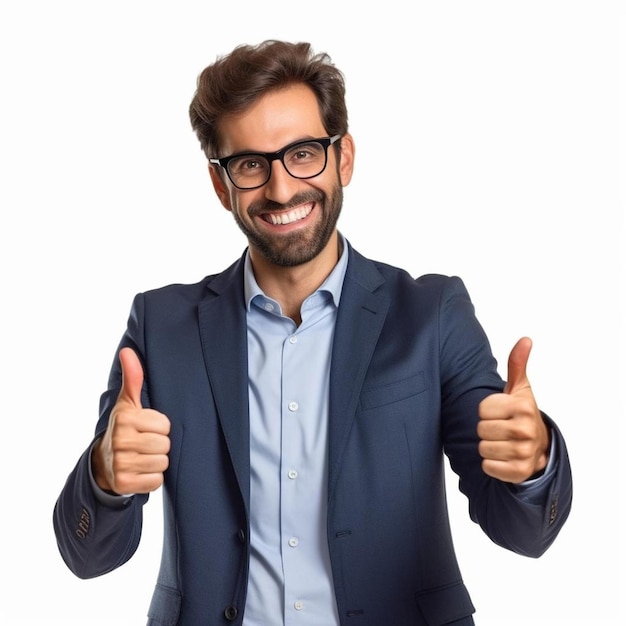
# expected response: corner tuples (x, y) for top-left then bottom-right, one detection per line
(477, 440), (489, 458)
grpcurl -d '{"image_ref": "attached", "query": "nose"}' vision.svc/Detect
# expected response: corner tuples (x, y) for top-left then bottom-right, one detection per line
(263, 159), (301, 203)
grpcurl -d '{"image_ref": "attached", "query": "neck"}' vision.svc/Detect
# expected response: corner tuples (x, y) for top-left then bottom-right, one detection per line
(249, 232), (341, 324)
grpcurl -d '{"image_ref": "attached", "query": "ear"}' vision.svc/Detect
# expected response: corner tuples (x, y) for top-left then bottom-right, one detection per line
(209, 164), (233, 211)
(338, 133), (355, 186)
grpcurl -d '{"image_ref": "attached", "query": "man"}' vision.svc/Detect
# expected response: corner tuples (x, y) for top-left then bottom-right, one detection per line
(53, 40), (573, 626)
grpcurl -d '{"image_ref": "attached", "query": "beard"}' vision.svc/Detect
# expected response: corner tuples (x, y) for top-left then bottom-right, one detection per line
(231, 183), (343, 268)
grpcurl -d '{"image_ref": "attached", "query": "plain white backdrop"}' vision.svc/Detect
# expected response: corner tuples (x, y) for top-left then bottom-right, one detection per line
(1, 1), (624, 624)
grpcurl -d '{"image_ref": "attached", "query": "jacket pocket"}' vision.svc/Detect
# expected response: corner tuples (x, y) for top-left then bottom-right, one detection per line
(360, 371), (427, 409)
(147, 583), (182, 626)
(415, 581), (475, 625)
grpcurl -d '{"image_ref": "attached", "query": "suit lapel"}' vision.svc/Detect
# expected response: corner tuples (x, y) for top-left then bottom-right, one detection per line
(328, 247), (389, 498)
(197, 255), (251, 511)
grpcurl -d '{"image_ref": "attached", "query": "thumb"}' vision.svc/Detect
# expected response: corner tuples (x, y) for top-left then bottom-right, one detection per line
(118, 347), (144, 407)
(504, 336), (532, 394)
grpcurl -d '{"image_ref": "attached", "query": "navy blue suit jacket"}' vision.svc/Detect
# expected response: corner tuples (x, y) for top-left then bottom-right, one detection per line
(54, 243), (572, 626)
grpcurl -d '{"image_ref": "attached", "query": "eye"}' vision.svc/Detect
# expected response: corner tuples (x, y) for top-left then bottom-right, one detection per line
(230, 155), (268, 177)
(287, 142), (324, 165)
(241, 158), (263, 170)
(293, 148), (313, 161)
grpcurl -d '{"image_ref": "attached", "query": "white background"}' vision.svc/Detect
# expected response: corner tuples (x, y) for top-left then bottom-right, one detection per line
(1, 1), (624, 624)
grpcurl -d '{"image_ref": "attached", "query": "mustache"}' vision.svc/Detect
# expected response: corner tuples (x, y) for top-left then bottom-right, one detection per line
(248, 190), (325, 216)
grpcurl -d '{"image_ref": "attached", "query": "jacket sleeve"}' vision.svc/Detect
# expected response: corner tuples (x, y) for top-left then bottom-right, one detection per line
(52, 444), (149, 579)
(438, 276), (573, 557)
(53, 293), (150, 579)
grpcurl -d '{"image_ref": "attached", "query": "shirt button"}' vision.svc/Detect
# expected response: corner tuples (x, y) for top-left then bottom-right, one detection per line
(294, 600), (304, 611)
(289, 335), (297, 344)
(264, 301), (274, 312)
(288, 469), (298, 479)
(288, 401), (299, 412)
(288, 537), (299, 547)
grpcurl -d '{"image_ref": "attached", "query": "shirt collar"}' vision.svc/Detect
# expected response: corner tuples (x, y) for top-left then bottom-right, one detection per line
(244, 233), (349, 311)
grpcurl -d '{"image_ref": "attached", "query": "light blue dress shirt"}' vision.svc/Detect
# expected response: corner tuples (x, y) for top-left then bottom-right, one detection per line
(242, 241), (348, 626)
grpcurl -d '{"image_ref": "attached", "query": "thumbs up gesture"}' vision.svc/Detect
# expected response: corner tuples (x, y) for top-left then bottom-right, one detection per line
(477, 337), (550, 484)
(92, 347), (171, 495)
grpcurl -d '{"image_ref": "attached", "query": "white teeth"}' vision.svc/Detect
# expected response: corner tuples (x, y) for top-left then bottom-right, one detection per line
(268, 205), (312, 225)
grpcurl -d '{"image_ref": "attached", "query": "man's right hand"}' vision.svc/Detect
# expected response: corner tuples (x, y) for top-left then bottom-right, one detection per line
(92, 347), (171, 495)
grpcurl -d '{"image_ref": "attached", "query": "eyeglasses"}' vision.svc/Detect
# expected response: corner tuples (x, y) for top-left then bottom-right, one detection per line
(209, 134), (342, 190)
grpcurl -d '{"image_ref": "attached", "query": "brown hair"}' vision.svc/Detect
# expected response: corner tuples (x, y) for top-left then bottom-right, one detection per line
(189, 40), (348, 158)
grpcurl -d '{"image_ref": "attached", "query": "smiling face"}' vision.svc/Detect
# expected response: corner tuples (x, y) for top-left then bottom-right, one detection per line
(209, 83), (354, 269)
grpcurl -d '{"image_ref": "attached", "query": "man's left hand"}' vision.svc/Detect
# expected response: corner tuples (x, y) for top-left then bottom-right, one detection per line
(477, 337), (550, 484)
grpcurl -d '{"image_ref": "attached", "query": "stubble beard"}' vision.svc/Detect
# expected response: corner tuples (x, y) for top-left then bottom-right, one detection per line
(232, 184), (343, 268)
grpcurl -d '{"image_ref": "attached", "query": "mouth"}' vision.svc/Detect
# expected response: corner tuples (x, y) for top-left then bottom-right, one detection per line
(261, 203), (314, 226)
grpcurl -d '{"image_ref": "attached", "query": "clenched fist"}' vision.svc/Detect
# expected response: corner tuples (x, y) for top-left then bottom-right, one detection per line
(92, 347), (171, 495)
(478, 337), (550, 484)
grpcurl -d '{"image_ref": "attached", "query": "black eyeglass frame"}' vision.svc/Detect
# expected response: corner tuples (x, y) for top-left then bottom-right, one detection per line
(209, 134), (342, 190)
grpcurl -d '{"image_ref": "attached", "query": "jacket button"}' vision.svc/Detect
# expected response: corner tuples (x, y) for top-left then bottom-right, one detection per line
(549, 496), (558, 525)
(237, 529), (246, 543)
(224, 605), (238, 620)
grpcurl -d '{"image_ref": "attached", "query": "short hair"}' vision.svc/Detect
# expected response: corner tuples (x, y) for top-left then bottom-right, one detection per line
(189, 40), (348, 158)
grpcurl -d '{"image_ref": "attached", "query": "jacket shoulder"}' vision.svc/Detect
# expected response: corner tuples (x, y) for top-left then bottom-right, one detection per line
(365, 257), (468, 297)
(138, 255), (244, 305)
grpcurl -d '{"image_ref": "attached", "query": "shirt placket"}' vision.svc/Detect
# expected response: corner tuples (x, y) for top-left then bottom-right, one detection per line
(281, 327), (306, 620)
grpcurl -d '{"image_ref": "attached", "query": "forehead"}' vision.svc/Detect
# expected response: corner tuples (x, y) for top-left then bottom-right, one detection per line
(218, 83), (327, 154)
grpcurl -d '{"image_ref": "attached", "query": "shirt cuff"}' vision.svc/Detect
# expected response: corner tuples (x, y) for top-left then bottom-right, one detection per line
(511, 429), (557, 504)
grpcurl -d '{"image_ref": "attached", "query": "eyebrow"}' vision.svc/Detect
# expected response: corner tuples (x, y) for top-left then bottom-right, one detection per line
(224, 135), (323, 158)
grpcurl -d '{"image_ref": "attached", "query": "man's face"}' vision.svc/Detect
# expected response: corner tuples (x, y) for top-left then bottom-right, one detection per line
(209, 83), (354, 268)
